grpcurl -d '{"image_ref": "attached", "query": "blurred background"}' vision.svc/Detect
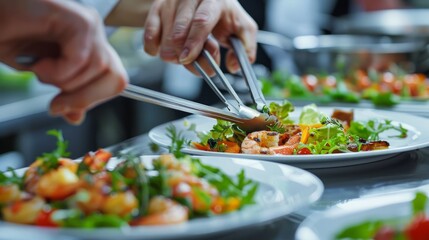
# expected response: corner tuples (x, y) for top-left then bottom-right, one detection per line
(2, 0), (429, 169)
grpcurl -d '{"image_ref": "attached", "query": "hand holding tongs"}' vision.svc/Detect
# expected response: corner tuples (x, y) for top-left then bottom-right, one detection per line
(122, 37), (276, 132)
(14, 37), (275, 132)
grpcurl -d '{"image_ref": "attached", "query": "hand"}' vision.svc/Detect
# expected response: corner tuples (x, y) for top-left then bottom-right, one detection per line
(143, 0), (258, 75)
(0, 0), (128, 125)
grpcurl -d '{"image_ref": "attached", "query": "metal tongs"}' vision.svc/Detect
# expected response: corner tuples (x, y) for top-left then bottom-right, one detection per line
(122, 37), (275, 132)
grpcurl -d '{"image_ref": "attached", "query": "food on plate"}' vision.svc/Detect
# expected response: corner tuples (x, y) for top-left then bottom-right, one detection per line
(191, 101), (408, 155)
(260, 69), (429, 106)
(336, 192), (429, 240)
(0, 130), (258, 228)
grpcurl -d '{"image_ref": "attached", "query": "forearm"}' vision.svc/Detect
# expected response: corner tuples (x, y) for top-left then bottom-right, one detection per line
(105, 0), (153, 27)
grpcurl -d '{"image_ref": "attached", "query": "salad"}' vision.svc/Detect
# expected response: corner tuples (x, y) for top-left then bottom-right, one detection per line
(336, 192), (429, 240)
(191, 101), (408, 155)
(0, 130), (258, 228)
(260, 69), (429, 107)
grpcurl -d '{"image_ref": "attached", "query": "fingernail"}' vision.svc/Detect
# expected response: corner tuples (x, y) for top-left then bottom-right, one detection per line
(65, 112), (85, 125)
(231, 62), (240, 74)
(49, 105), (68, 116)
(179, 48), (190, 63)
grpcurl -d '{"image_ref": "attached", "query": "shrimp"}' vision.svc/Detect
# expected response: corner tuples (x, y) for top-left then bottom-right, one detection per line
(131, 196), (188, 225)
(24, 158), (78, 195)
(102, 191), (138, 217)
(241, 131), (280, 154)
(2, 196), (45, 224)
(241, 130), (301, 155)
(36, 166), (80, 200)
(0, 184), (21, 204)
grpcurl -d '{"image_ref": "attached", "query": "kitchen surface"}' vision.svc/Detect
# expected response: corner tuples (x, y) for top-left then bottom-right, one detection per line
(2, 1), (429, 240)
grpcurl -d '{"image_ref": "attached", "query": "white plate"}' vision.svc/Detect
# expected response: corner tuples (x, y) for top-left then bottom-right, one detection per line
(0, 155), (323, 240)
(149, 107), (429, 169)
(295, 189), (429, 240)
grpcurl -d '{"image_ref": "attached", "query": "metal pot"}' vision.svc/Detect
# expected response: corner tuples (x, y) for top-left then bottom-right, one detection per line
(334, 9), (429, 37)
(257, 30), (427, 74)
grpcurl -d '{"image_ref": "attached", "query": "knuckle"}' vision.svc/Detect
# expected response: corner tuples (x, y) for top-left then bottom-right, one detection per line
(171, 20), (190, 43)
(115, 76), (128, 92)
(192, 12), (211, 28)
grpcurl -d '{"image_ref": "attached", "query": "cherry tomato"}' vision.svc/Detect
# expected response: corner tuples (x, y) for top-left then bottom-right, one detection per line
(297, 148), (312, 155)
(405, 214), (429, 240)
(35, 209), (58, 227)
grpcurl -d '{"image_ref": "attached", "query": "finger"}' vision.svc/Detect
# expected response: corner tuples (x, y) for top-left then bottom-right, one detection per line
(179, 0), (222, 65)
(58, 43), (110, 92)
(184, 38), (220, 76)
(143, 0), (163, 56)
(158, 1), (180, 63)
(63, 110), (86, 125)
(225, 49), (239, 74)
(31, 5), (97, 84)
(170, 0), (200, 61)
(50, 70), (126, 119)
(237, 18), (258, 63)
(212, 1), (258, 63)
(50, 46), (128, 119)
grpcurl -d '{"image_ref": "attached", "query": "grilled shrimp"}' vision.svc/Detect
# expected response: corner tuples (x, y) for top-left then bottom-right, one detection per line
(24, 158), (78, 196)
(241, 131), (280, 154)
(0, 184), (21, 204)
(36, 166), (80, 200)
(131, 196), (188, 225)
(102, 191), (138, 217)
(241, 131), (301, 155)
(2, 196), (45, 224)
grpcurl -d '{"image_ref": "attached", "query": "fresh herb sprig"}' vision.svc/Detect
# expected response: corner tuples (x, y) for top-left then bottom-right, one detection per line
(38, 129), (70, 173)
(0, 167), (23, 188)
(166, 125), (189, 158)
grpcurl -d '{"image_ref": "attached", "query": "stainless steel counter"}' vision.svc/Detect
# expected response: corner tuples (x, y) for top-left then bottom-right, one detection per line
(106, 133), (429, 240)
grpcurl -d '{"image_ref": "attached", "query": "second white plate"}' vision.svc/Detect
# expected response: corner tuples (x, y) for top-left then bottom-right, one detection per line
(0, 155), (323, 240)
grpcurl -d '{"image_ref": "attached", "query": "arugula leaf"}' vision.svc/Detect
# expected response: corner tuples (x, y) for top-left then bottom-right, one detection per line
(335, 220), (384, 239)
(194, 120), (246, 146)
(268, 100), (295, 124)
(347, 119), (408, 141)
(52, 209), (129, 228)
(191, 158), (258, 207)
(412, 191), (427, 216)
